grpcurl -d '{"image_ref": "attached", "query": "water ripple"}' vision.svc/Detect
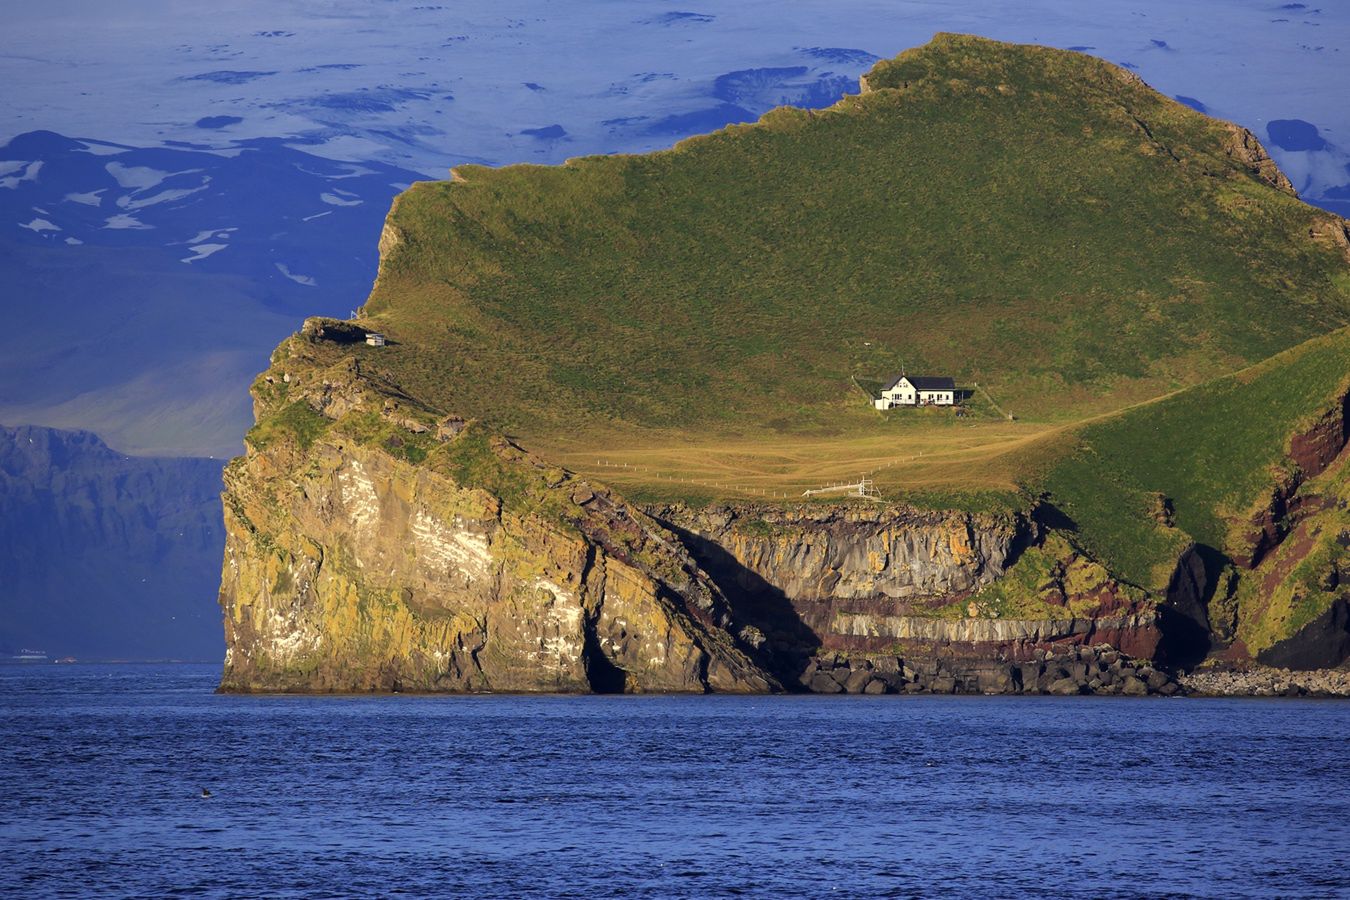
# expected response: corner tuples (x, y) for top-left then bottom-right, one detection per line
(1, 665), (1347, 898)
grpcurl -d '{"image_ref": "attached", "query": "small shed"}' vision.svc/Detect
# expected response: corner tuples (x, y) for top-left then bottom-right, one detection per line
(365, 332), (386, 347)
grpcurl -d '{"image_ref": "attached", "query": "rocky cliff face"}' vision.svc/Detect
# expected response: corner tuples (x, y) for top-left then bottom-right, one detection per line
(221, 322), (1347, 692)
(649, 503), (1182, 686)
(1227, 418), (1350, 670)
(652, 503), (1020, 604)
(218, 329), (776, 693)
(220, 320), (1224, 693)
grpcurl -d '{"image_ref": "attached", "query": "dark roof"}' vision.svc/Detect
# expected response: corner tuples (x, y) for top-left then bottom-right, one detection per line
(884, 375), (955, 391)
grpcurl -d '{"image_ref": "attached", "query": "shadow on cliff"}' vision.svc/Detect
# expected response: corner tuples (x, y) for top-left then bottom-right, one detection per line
(1258, 597), (1350, 670)
(1158, 542), (1223, 669)
(1036, 499), (1215, 670)
(1031, 500), (1077, 534)
(655, 520), (821, 690)
(582, 618), (629, 693)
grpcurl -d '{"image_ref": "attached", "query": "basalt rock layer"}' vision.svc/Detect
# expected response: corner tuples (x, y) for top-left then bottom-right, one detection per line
(650, 504), (1184, 685)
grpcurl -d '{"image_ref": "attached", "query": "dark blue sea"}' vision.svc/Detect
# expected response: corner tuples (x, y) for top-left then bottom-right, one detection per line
(1, 665), (1348, 898)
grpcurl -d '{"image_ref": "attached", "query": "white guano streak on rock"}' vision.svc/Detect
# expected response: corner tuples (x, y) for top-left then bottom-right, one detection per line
(265, 608), (322, 661)
(533, 578), (583, 663)
(410, 509), (494, 581)
(336, 458), (381, 546)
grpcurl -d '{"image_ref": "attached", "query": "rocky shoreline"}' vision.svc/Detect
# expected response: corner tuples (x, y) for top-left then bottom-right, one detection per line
(799, 646), (1350, 698)
(1180, 666), (1350, 698)
(800, 644), (1184, 696)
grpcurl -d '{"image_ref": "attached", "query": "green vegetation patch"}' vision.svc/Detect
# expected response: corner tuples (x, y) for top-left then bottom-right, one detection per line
(1036, 328), (1350, 589)
(247, 400), (331, 452)
(892, 488), (1026, 517)
(336, 410), (437, 465)
(962, 533), (1147, 620)
(426, 427), (578, 527)
(1235, 460), (1350, 652)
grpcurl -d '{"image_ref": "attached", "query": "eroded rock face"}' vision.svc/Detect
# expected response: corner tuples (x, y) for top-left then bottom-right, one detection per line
(1233, 385), (1350, 569)
(219, 333), (776, 694)
(1289, 388), (1350, 476)
(221, 439), (776, 693)
(653, 503), (1020, 604)
(1222, 124), (1298, 196)
(1309, 217), (1350, 264)
(649, 503), (1183, 680)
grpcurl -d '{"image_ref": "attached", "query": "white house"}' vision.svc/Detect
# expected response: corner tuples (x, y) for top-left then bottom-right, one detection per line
(365, 332), (386, 347)
(874, 375), (956, 409)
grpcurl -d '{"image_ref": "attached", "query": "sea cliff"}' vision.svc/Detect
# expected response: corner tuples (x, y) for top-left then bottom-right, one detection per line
(218, 323), (1203, 694)
(219, 329), (774, 693)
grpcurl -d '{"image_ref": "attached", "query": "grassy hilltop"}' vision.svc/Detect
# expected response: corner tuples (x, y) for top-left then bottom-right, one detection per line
(345, 34), (1348, 505)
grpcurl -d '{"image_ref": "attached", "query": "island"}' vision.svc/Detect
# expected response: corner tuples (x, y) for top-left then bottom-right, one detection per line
(217, 34), (1350, 695)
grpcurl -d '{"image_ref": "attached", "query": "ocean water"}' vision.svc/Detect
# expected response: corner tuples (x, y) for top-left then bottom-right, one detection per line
(1, 665), (1347, 898)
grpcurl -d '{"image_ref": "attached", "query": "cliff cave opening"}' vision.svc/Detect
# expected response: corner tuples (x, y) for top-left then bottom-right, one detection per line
(581, 620), (629, 694)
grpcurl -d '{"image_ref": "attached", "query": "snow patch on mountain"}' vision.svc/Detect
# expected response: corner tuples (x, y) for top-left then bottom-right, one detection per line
(182, 243), (228, 263)
(275, 262), (316, 286)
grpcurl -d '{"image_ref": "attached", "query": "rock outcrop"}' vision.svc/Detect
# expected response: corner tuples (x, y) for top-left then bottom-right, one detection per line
(1181, 662), (1350, 698)
(218, 326), (776, 693)
(800, 644), (1183, 696)
(1221, 124), (1298, 196)
(649, 503), (1178, 684)
(652, 503), (1021, 603)
(1233, 384), (1350, 569)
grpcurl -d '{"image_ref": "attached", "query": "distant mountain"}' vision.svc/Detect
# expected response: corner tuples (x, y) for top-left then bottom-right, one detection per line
(0, 425), (224, 660)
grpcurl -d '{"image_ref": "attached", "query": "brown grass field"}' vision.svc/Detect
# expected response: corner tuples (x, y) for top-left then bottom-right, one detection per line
(529, 379), (1203, 503)
(535, 417), (1058, 501)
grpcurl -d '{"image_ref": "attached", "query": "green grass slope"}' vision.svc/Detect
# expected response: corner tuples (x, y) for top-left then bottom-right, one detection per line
(1232, 456), (1349, 655)
(363, 33), (1349, 451)
(1035, 326), (1350, 592)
